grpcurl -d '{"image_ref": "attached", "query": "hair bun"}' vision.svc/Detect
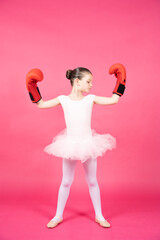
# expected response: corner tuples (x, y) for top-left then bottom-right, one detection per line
(66, 69), (72, 80)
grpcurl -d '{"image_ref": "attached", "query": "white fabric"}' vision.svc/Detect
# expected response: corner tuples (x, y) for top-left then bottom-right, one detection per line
(44, 94), (116, 163)
(51, 157), (106, 222)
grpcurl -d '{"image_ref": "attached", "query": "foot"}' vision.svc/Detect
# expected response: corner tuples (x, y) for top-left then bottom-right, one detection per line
(47, 215), (63, 228)
(95, 216), (111, 228)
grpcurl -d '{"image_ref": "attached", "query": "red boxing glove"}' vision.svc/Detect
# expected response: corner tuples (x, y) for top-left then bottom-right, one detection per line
(109, 63), (126, 96)
(26, 68), (43, 103)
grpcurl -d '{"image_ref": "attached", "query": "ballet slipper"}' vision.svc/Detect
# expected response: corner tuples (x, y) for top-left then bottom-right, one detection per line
(95, 217), (111, 228)
(47, 216), (63, 228)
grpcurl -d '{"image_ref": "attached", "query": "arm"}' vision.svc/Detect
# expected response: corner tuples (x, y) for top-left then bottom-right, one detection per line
(36, 97), (61, 109)
(94, 93), (120, 105)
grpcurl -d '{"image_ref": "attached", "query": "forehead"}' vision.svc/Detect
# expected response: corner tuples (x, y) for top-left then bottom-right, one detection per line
(82, 73), (93, 81)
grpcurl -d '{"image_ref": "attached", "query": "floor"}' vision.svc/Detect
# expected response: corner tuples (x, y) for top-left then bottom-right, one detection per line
(0, 188), (159, 240)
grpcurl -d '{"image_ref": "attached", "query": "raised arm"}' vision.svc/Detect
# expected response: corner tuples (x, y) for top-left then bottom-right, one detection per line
(95, 63), (126, 105)
(36, 97), (61, 109)
(26, 68), (61, 109)
(94, 93), (120, 105)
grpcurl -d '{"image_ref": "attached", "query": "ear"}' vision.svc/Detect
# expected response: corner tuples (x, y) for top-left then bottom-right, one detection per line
(75, 78), (79, 84)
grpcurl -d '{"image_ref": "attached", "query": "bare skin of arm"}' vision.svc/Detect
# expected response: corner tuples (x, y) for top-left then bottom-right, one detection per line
(93, 93), (120, 105)
(36, 93), (120, 108)
(36, 97), (60, 109)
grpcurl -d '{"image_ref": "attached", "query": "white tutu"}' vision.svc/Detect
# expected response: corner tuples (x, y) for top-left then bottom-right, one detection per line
(44, 94), (116, 163)
(44, 128), (116, 163)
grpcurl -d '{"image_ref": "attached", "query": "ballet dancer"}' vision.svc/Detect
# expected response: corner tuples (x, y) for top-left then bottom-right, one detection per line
(26, 64), (126, 228)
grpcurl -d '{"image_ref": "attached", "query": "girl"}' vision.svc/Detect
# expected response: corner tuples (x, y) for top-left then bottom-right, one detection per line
(27, 66), (125, 228)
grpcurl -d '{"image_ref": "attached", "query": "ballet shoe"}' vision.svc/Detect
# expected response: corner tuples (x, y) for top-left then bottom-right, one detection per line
(47, 216), (63, 228)
(95, 217), (111, 228)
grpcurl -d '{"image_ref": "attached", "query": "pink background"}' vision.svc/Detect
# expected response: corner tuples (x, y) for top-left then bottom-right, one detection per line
(0, 0), (159, 239)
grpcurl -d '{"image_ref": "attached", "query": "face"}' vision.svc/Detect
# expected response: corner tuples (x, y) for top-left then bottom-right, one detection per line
(75, 73), (93, 92)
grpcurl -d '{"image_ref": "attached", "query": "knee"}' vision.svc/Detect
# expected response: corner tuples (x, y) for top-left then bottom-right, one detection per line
(61, 178), (73, 188)
(87, 178), (98, 187)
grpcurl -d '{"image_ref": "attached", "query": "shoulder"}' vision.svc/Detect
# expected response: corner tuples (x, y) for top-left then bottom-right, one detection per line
(88, 94), (96, 103)
(57, 95), (69, 104)
(57, 95), (65, 104)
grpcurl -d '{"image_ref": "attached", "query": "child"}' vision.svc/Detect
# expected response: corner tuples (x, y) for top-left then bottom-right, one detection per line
(26, 65), (126, 228)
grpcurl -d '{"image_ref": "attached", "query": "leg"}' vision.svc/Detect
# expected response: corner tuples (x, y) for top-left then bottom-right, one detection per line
(82, 157), (106, 221)
(54, 158), (77, 218)
(47, 158), (77, 228)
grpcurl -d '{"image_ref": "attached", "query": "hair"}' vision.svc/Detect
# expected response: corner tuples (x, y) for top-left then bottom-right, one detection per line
(66, 67), (92, 86)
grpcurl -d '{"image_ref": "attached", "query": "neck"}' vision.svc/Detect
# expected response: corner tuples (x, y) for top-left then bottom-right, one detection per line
(69, 87), (84, 98)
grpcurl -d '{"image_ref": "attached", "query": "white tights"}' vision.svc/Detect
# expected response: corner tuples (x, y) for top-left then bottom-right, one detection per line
(51, 157), (106, 222)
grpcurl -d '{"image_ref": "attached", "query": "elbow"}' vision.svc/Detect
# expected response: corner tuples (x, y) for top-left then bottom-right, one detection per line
(111, 99), (118, 105)
(37, 104), (42, 108)
(36, 102), (42, 108)
(36, 99), (44, 108)
(36, 103), (44, 109)
(115, 97), (120, 104)
(110, 98), (118, 105)
(112, 94), (120, 104)
(112, 98), (119, 105)
(111, 101), (117, 105)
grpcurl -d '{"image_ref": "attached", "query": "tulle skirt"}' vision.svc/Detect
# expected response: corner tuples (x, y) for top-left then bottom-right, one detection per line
(44, 128), (116, 163)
